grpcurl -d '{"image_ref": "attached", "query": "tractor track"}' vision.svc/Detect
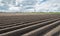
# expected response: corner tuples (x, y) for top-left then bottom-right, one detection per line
(0, 15), (60, 36)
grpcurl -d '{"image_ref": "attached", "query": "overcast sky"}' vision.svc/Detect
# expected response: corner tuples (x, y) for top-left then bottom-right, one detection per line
(0, 0), (60, 12)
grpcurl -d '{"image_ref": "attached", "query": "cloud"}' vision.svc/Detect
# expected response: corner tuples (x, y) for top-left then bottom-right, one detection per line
(0, 0), (60, 12)
(9, 6), (20, 12)
(34, 0), (60, 12)
(0, 3), (4, 6)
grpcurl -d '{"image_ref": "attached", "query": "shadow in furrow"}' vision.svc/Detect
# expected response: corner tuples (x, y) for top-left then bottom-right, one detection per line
(0, 19), (57, 34)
